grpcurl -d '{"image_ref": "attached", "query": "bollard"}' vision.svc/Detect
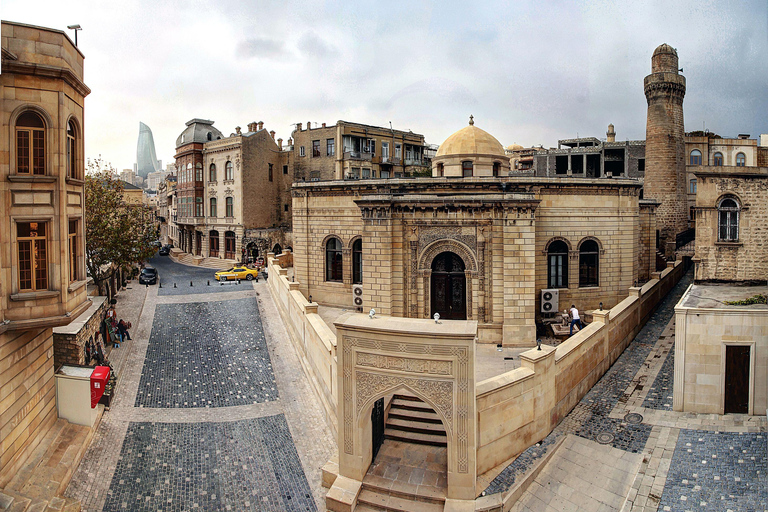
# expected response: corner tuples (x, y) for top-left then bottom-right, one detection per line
(255, 276), (259, 282)
(174, 283), (177, 288)
(190, 281), (193, 287)
(207, 280), (210, 286)
(237, 279), (240, 285)
(145, 283), (148, 288)
(159, 282), (162, 288)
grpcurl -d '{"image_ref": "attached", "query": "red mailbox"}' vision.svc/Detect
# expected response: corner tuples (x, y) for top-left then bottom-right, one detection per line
(90, 366), (110, 408)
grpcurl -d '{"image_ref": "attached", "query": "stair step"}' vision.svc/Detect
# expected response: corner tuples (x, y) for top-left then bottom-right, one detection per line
(390, 398), (437, 413)
(387, 409), (442, 424)
(392, 394), (422, 402)
(384, 428), (447, 447)
(386, 418), (446, 436)
(362, 478), (446, 505)
(358, 489), (443, 512)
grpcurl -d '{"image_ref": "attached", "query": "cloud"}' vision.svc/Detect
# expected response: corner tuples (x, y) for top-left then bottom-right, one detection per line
(236, 37), (291, 60)
(298, 31), (339, 60)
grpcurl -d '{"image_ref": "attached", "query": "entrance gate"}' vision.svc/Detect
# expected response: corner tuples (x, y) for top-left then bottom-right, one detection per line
(431, 252), (466, 320)
(724, 345), (750, 414)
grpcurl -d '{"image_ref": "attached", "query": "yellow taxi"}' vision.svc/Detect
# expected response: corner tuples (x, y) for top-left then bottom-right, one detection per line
(214, 266), (260, 281)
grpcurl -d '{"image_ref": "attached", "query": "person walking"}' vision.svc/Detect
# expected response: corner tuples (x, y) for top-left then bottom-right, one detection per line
(569, 304), (582, 336)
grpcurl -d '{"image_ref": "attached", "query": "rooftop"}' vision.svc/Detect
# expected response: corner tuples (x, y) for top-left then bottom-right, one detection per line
(678, 283), (768, 310)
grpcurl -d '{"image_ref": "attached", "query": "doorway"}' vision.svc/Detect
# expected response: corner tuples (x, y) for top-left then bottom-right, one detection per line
(430, 252), (466, 320)
(371, 397), (385, 460)
(724, 345), (750, 414)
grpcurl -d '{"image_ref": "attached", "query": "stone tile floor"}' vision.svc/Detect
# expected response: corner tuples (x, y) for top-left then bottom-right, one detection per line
(134, 298), (277, 408)
(66, 257), (334, 512)
(148, 255), (248, 296)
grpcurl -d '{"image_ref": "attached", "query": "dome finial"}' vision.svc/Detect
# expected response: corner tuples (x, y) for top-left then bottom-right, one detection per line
(469, 115), (474, 126)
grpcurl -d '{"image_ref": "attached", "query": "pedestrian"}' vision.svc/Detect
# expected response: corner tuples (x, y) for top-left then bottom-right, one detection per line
(117, 319), (132, 341)
(569, 304), (582, 336)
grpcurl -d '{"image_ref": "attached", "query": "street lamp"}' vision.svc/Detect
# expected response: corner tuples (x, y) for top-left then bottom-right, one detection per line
(67, 24), (82, 46)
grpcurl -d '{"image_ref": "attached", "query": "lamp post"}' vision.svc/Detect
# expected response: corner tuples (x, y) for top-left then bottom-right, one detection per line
(67, 24), (82, 46)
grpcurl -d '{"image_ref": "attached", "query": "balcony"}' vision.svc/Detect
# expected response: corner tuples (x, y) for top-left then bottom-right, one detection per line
(380, 156), (400, 165)
(344, 150), (372, 161)
(404, 158), (428, 166)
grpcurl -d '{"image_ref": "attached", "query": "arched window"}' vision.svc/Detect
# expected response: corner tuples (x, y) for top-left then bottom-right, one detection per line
(547, 240), (568, 288)
(352, 239), (362, 284)
(718, 197), (740, 242)
(493, 161), (501, 177)
(689, 178), (697, 194)
(186, 163), (192, 184)
(225, 197), (234, 217)
(689, 149), (702, 165)
(209, 163), (217, 181)
(209, 197), (217, 217)
(66, 120), (77, 179)
(462, 161), (473, 177)
(736, 152), (746, 167)
(713, 152), (723, 166)
(16, 111), (46, 175)
(225, 161), (234, 180)
(579, 239), (599, 287)
(325, 238), (343, 282)
(195, 162), (203, 181)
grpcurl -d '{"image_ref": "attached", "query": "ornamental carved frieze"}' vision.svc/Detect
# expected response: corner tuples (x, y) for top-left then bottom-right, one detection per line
(356, 352), (453, 376)
(208, 188), (216, 197)
(419, 225), (475, 253)
(224, 187), (234, 197)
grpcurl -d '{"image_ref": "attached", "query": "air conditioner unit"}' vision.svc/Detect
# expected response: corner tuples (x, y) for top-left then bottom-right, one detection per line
(352, 284), (363, 309)
(541, 289), (559, 313)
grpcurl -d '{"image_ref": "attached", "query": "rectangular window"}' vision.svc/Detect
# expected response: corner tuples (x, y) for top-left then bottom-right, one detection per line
(327, 138), (335, 156)
(17, 221), (48, 291)
(369, 140), (375, 156)
(382, 142), (389, 159)
(284, 204), (289, 212)
(283, 165), (288, 175)
(312, 140), (320, 157)
(395, 144), (402, 159)
(196, 197), (203, 217)
(269, 163), (273, 182)
(226, 198), (234, 217)
(380, 169), (390, 179)
(69, 219), (78, 282)
(210, 198), (217, 217)
(361, 168), (371, 179)
(689, 179), (697, 194)
(300, 146), (305, 157)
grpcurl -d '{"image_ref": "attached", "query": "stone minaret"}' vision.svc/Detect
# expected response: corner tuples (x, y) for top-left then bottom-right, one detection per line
(644, 43), (687, 256)
(606, 123), (615, 142)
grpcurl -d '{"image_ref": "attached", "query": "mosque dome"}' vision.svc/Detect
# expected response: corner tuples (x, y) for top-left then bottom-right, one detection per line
(652, 43), (677, 57)
(506, 143), (524, 152)
(435, 116), (506, 158)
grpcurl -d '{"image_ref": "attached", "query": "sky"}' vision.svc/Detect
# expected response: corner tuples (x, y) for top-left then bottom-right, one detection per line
(2, 0), (767, 170)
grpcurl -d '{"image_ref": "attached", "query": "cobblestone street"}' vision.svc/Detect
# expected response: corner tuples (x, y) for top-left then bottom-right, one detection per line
(65, 257), (335, 511)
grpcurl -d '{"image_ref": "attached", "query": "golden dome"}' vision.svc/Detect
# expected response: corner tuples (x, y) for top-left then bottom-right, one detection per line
(435, 116), (506, 158)
(506, 143), (524, 151)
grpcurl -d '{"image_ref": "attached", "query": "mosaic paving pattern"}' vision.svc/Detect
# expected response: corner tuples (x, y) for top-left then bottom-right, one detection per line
(102, 415), (316, 512)
(147, 255), (248, 296)
(484, 269), (693, 494)
(643, 347), (675, 410)
(135, 297), (276, 408)
(658, 430), (767, 511)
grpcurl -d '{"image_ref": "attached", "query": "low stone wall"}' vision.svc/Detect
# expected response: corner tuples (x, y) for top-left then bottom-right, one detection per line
(267, 256), (338, 438)
(476, 260), (684, 476)
(52, 297), (107, 368)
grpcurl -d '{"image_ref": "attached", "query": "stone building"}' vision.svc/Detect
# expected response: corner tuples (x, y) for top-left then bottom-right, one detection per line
(293, 118), (651, 345)
(674, 164), (768, 416)
(0, 21), (91, 480)
(291, 120), (430, 181)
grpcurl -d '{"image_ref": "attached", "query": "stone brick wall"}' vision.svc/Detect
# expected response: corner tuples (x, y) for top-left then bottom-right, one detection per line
(241, 130), (292, 229)
(638, 201), (659, 282)
(693, 168), (768, 282)
(53, 297), (108, 368)
(292, 124), (337, 181)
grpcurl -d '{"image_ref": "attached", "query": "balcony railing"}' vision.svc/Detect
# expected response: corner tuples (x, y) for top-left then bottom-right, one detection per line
(344, 150), (372, 161)
(381, 156), (400, 165)
(404, 158), (428, 166)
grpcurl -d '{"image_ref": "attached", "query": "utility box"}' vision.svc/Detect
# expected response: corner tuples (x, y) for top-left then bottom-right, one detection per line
(55, 364), (105, 427)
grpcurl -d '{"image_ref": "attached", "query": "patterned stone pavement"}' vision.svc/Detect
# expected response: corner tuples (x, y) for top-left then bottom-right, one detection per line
(486, 268), (767, 511)
(148, 255), (247, 296)
(65, 258), (334, 511)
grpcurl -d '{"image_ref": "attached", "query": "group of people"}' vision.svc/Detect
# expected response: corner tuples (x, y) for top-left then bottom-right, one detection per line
(104, 304), (132, 348)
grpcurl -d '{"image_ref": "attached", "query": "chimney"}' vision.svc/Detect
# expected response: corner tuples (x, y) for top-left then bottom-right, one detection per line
(277, 138), (283, 149)
(270, 130), (276, 140)
(288, 138), (293, 145)
(322, 122), (326, 128)
(258, 121), (264, 131)
(307, 121), (312, 130)
(296, 122), (302, 131)
(235, 126), (241, 135)
(247, 122), (257, 132)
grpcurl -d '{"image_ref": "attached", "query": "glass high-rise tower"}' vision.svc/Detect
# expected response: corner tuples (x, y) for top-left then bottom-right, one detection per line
(135, 122), (161, 178)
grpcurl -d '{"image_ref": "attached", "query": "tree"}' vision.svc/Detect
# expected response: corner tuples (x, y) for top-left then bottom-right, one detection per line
(85, 158), (157, 295)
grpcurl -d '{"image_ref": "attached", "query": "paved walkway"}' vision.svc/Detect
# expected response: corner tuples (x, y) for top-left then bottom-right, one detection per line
(65, 257), (335, 511)
(486, 269), (767, 511)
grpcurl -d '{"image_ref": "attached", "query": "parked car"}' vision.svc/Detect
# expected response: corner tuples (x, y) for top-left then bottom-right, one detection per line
(158, 245), (171, 256)
(139, 267), (158, 285)
(214, 266), (259, 281)
(151, 240), (162, 248)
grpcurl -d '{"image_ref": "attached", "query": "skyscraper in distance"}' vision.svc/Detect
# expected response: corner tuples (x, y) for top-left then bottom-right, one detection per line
(135, 122), (161, 178)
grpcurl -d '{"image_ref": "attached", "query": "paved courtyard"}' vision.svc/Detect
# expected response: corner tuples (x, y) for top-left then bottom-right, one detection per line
(148, 255), (248, 296)
(66, 257), (334, 511)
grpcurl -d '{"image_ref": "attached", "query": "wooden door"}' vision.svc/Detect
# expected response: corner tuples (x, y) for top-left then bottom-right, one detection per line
(430, 252), (466, 320)
(724, 345), (750, 414)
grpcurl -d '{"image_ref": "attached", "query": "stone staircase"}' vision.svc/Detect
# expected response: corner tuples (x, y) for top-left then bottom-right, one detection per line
(169, 250), (236, 270)
(384, 395), (447, 447)
(356, 477), (445, 512)
(0, 419), (94, 512)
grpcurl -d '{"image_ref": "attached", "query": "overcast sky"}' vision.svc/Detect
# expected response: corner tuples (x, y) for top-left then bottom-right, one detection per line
(3, 0), (767, 169)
